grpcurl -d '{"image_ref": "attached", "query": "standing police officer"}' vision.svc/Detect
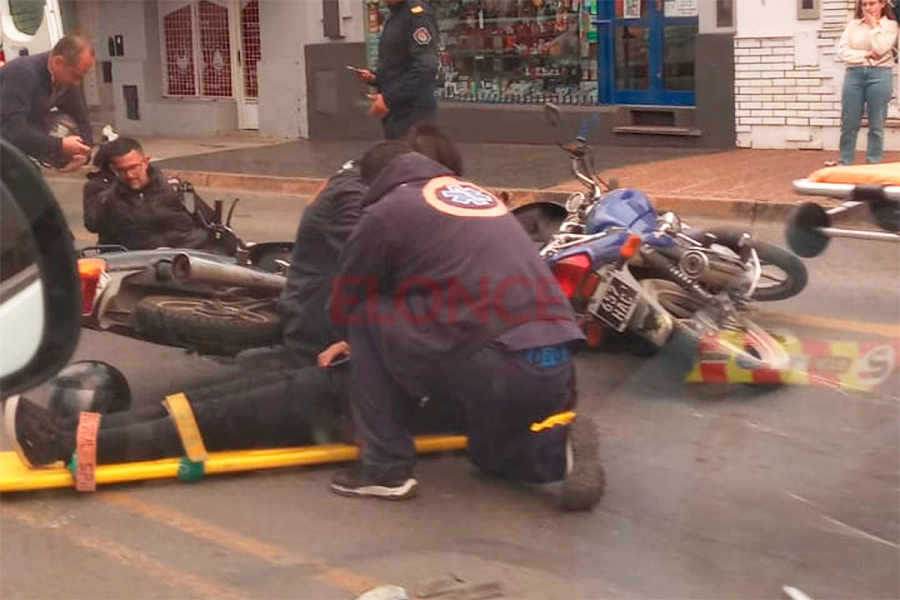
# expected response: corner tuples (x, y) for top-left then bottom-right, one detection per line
(354, 0), (440, 139)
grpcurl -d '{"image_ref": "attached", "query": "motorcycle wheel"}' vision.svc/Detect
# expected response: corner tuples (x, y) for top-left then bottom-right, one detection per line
(641, 278), (790, 372)
(698, 227), (808, 302)
(512, 202), (567, 246)
(134, 295), (281, 356)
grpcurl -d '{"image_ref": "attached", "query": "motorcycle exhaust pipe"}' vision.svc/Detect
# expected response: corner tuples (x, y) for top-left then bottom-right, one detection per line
(171, 253), (285, 292)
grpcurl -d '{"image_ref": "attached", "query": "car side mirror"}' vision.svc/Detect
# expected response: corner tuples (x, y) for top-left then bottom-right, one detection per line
(0, 139), (81, 398)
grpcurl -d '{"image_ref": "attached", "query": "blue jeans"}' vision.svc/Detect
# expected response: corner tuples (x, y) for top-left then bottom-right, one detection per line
(840, 67), (894, 165)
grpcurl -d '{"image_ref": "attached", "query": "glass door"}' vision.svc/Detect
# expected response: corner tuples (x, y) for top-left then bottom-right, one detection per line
(595, 0), (697, 106)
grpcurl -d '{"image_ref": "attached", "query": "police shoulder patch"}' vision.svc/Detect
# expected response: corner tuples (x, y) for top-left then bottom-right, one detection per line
(410, 4), (424, 14)
(412, 26), (432, 46)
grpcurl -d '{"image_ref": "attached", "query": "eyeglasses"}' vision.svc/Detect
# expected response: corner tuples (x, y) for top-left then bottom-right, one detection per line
(112, 159), (147, 176)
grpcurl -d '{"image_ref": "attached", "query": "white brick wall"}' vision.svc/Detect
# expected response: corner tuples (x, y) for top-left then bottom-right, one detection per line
(734, 0), (899, 153)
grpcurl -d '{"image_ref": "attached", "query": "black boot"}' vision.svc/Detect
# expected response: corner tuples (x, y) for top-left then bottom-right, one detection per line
(3, 396), (76, 467)
(560, 415), (605, 512)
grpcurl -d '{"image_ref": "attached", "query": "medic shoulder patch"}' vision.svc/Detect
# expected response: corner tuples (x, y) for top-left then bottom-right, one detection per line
(410, 4), (424, 14)
(422, 176), (508, 218)
(412, 26), (432, 46)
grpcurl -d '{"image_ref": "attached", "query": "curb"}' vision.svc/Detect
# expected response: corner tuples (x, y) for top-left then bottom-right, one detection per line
(167, 169), (823, 222)
(48, 169), (851, 224)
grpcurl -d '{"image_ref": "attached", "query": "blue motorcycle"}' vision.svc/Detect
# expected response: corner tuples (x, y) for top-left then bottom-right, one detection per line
(514, 104), (793, 368)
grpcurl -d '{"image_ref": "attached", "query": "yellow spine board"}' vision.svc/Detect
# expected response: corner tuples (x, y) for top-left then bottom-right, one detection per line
(0, 436), (468, 493)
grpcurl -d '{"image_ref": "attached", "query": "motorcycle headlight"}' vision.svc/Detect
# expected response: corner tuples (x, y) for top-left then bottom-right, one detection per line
(566, 192), (586, 214)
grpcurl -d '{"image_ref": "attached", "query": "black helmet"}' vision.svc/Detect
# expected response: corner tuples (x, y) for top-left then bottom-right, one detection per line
(47, 361), (131, 420)
(47, 109), (80, 140)
(41, 109), (81, 169)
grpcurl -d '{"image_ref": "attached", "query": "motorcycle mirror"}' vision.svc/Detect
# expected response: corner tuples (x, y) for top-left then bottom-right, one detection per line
(226, 198), (240, 228)
(544, 102), (561, 127)
(213, 200), (223, 224)
(658, 211), (682, 234)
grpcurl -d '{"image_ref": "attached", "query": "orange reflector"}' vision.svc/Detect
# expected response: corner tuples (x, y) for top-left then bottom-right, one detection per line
(78, 257), (108, 278)
(78, 258), (108, 316)
(620, 234), (642, 260)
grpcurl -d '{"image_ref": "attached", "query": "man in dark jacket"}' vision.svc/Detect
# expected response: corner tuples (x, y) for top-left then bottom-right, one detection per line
(87, 136), (212, 251)
(354, 0), (439, 139)
(277, 124), (464, 367)
(82, 142), (118, 245)
(0, 35), (94, 170)
(328, 142), (605, 511)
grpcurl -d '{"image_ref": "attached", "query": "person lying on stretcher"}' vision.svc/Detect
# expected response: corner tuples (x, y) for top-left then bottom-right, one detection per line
(4, 355), (465, 468)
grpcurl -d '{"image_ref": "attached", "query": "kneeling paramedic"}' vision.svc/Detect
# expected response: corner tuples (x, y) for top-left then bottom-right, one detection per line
(328, 141), (605, 511)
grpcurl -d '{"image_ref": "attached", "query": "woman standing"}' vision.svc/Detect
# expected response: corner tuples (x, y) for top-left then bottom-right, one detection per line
(836, 0), (898, 165)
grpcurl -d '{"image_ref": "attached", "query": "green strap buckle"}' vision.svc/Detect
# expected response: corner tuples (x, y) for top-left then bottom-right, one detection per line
(177, 457), (205, 482)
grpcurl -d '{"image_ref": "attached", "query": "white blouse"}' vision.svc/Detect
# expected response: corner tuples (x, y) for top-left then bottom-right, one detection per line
(838, 16), (899, 67)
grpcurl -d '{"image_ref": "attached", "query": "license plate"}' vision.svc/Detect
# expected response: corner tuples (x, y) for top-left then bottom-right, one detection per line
(592, 274), (639, 331)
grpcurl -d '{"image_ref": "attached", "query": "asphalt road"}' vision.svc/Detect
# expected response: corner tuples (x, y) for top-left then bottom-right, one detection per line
(0, 180), (897, 600)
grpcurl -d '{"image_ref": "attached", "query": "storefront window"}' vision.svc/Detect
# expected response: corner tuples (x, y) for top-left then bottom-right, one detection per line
(614, 25), (648, 90)
(662, 24), (696, 91)
(365, 0), (600, 106)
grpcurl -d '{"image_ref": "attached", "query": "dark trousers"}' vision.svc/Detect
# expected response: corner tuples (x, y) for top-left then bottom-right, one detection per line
(89, 355), (466, 465)
(93, 366), (348, 464)
(349, 319), (575, 484)
(382, 105), (437, 140)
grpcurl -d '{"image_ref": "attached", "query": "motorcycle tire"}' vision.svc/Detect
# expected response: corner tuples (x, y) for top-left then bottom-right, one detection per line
(697, 227), (808, 302)
(512, 202), (567, 246)
(134, 295), (281, 356)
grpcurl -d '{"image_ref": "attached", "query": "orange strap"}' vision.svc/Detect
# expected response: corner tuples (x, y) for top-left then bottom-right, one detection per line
(75, 412), (102, 492)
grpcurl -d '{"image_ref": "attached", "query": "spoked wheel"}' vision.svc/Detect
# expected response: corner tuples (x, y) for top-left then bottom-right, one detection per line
(134, 295), (281, 356)
(640, 278), (701, 319)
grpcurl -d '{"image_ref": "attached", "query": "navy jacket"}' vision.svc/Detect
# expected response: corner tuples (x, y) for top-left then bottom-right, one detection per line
(93, 166), (209, 251)
(375, 0), (439, 112)
(335, 153), (583, 394)
(0, 52), (93, 163)
(279, 161), (367, 362)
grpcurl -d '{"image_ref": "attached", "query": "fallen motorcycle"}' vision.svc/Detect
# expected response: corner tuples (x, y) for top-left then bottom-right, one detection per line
(79, 195), (292, 356)
(514, 110), (807, 304)
(785, 162), (900, 258)
(513, 103), (794, 367)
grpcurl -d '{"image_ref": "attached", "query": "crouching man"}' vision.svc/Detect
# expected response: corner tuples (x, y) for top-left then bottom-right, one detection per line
(328, 141), (605, 511)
